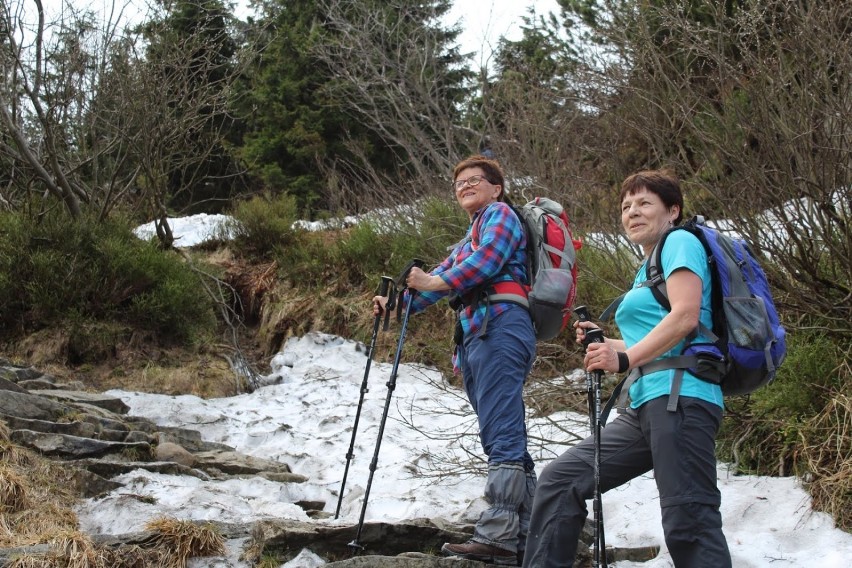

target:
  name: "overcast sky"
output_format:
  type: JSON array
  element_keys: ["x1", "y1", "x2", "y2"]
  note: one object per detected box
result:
[
  {"x1": 34, "y1": 0, "x2": 562, "y2": 65},
  {"x1": 445, "y1": 0, "x2": 563, "y2": 66}
]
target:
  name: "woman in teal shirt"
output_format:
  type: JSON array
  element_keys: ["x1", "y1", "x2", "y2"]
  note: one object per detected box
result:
[{"x1": 522, "y1": 170, "x2": 732, "y2": 568}]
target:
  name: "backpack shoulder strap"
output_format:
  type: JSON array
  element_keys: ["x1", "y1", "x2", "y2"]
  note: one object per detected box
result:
[
  {"x1": 640, "y1": 226, "x2": 678, "y2": 310},
  {"x1": 599, "y1": 227, "x2": 676, "y2": 321}
]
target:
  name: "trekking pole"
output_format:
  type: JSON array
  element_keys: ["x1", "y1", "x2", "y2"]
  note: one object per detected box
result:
[
  {"x1": 335, "y1": 275, "x2": 396, "y2": 520},
  {"x1": 573, "y1": 306, "x2": 609, "y2": 568},
  {"x1": 348, "y1": 259, "x2": 424, "y2": 554}
]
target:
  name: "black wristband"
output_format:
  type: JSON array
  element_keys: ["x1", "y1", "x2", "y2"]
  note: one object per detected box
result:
[{"x1": 617, "y1": 351, "x2": 630, "y2": 373}]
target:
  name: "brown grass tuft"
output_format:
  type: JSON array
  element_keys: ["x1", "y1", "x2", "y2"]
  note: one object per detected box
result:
[
  {"x1": 6, "y1": 531, "x2": 102, "y2": 568},
  {"x1": 51, "y1": 530, "x2": 103, "y2": 568},
  {"x1": 6, "y1": 541, "x2": 170, "y2": 568},
  {"x1": 0, "y1": 463, "x2": 30, "y2": 513},
  {"x1": 144, "y1": 517, "x2": 226, "y2": 568},
  {"x1": 100, "y1": 545, "x2": 160, "y2": 568},
  {"x1": 224, "y1": 260, "x2": 277, "y2": 323},
  {"x1": 0, "y1": 440, "x2": 24, "y2": 467},
  {"x1": 0, "y1": 449, "x2": 79, "y2": 548},
  {"x1": 6, "y1": 556, "x2": 60, "y2": 568},
  {"x1": 801, "y1": 393, "x2": 852, "y2": 530}
]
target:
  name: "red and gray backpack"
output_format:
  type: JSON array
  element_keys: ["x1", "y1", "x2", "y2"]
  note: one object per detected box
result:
[{"x1": 467, "y1": 198, "x2": 582, "y2": 341}]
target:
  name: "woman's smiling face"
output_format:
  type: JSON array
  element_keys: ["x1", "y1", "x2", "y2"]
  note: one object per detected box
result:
[
  {"x1": 454, "y1": 167, "x2": 502, "y2": 216},
  {"x1": 621, "y1": 186, "x2": 679, "y2": 255}
]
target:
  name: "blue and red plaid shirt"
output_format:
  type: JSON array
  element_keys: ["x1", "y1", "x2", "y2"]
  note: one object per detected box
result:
[{"x1": 408, "y1": 201, "x2": 528, "y2": 336}]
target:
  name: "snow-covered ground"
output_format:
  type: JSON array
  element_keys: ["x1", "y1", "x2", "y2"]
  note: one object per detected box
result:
[{"x1": 75, "y1": 332, "x2": 852, "y2": 567}]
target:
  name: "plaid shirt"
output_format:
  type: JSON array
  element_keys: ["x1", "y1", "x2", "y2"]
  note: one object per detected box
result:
[{"x1": 408, "y1": 201, "x2": 528, "y2": 336}]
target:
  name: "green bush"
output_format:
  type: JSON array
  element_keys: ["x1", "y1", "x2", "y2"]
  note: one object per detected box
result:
[
  {"x1": 717, "y1": 328, "x2": 849, "y2": 477},
  {"x1": 243, "y1": 196, "x2": 468, "y2": 292},
  {"x1": 335, "y1": 222, "x2": 394, "y2": 283},
  {"x1": 226, "y1": 192, "x2": 301, "y2": 258},
  {"x1": 0, "y1": 210, "x2": 215, "y2": 343},
  {"x1": 122, "y1": 254, "x2": 217, "y2": 340},
  {"x1": 334, "y1": 198, "x2": 466, "y2": 287},
  {"x1": 413, "y1": 197, "x2": 470, "y2": 262},
  {"x1": 276, "y1": 231, "x2": 336, "y2": 287},
  {"x1": 570, "y1": 236, "x2": 638, "y2": 325},
  {"x1": 750, "y1": 330, "x2": 844, "y2": 417}
]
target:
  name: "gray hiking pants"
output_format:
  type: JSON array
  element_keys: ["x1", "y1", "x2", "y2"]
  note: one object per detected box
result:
[{"x1": 522, "y1": 396, "x2": 731, "y2": 568}]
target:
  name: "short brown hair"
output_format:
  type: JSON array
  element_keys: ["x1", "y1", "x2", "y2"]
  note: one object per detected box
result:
[
  {"x1": 620, "y1": 169, "x2": 684, "y2": 225},
  {"x1": 453, "y1": 155, "x2": 505, "y2": 200}
]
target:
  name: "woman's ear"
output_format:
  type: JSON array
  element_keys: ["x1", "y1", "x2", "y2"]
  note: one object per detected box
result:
[{"x1": 670, "y1": 205, "x2": 681, "y2": 223}]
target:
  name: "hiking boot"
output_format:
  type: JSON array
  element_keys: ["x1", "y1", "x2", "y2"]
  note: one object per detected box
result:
[{"x1": 441, "y1": 540, "x2": 518, "y2": 566}]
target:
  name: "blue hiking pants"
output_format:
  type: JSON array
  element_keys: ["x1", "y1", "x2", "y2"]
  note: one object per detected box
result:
[
  {"x1": 457, "y1": 305, "x2": 537, "y2": 553},
  {"x1": 522, "y1": 396, "x2": 731, "y2": 567}
]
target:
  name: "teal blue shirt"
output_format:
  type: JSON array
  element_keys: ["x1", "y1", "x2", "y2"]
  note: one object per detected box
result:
[{"x1": 615, "y1": 230, "x2": 724, "y2": 409}]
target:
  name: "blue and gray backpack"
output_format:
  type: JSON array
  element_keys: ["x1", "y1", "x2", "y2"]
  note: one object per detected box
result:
[{"x1": 604, "y1": 216, "x2": 787, "y2": 414}]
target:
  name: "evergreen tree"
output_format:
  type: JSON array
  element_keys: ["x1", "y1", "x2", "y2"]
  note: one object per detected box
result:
[
  {"x1": 233, "y1": 0, "x2": 472, "y2": 214},
  {"x1": 231, "y1": 0, "x2": 340, "y2": 212}
]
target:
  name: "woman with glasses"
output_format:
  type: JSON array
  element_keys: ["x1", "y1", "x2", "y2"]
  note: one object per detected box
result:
[{"x1": 373, "y1": 154, "x2": 536, "y2": 566}]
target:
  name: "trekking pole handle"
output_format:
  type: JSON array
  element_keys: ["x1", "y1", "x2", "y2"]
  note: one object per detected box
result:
[
  {"x1": 378, "y1": 276, "x2": 395, "y2": 330},
  {"x1": 585, "y1": 328, "x2": 605, "y2": 346},
  {"x1": 393, "y1": 259, "x2": 425, "y2": 322},
  {"x1": 573, "y1": 305, "x2": 605, "y2": 347},
  {"x1": 378, "y1": 276, "x2": 393, "y2": 297},
  {"x1": 394, "y1": 258, "x2": 426, "y2": 289},
  {"x1": 573, "y1": 305, "x2": 592, "y2": 322}
]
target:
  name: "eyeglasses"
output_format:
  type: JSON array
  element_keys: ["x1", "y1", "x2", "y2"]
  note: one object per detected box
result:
[{"x1": 452, "y1": 175, "x2": 493, "y2": 192}]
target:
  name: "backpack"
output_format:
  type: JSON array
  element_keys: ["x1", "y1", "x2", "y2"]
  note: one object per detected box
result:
[
  {"x1": 605, "y1": 215, "x2": 786, "y2": 405},
  {"x1": 481, "y1": 198, "x2": 582, "y2": 341}
]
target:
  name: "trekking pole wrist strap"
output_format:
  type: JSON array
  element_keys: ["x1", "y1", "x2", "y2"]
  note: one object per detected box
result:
[{"x1": 617, "y1": 351, "x2": 630, "y2": 373}]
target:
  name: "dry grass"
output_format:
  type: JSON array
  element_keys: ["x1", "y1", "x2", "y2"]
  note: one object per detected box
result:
[
  {"x1": 0, "y1": 420, "x2": 29, "y2": 468},
  {"x1": 7, "y1": 518, "x2": 228, "y2": 567},
  {"x1": 6, "y1": 531, "x2": 99, "y2": 568},
  {"x1": 6, "y1": 326, "x2": 244, "y2": 401},
  {"x1": 257, "y1": 282, "x2": 383, "y2": 357},
  {"x1": 0, "y1": 464, "x2": 30, "y2": 514},
  {"x1": 223, "y1": 259, "x2": 278, "y2": 323},
  {"x1": 6, "y1": 556, "x2": 61, "y2": 568},
  {"x1": 0, "y1": 446, "x2": 80, "y2": 548},
  {"x1": 144, "y1": 517, "x2": 226, "y2": 568},
  {"x1": 99, "y1": 545, "x2": 162, "y2": 568},
  {"x1": 5, "y1": 531, "x2": 163, "y2": 568},
  {"x1": 50, "y1": 531, "x2": 101, "y2": 568},
  {"x1": 802, "y1": 393, "x2": 852, "y2": 530}
]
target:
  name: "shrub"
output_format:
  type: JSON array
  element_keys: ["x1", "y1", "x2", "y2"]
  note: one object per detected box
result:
[
  {"x1": 144, "y1": 517, "x2": 226, "y2": 566},
  {"x1": 251, "y1": 196, "x2": 468, "y2": 293},
  {"x1": 226, "y1": 192, "x2": 301, "y2": 258},
  {"x1": 412, "y1": 197, "x2": 470, "y2": 262},
  {"x1": 569, "y1": 235, "x2": 638, "y2": 328},
  {"x1": 717, "y1": 329, "x2": 850, "y2": 476},
  {"x1": 0, "y1": 210, "x2": 216, "y2": 343}
]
